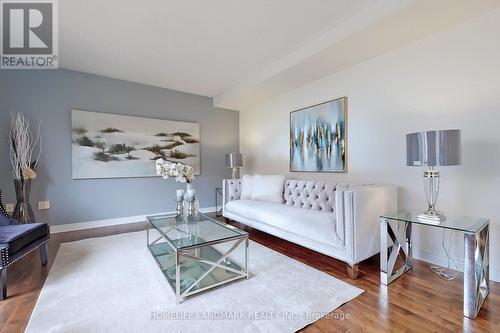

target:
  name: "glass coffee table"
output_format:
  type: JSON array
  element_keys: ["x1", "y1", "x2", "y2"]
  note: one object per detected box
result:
[{"x1": 146, "y1": 213, "x2": 249, "y2": 304}]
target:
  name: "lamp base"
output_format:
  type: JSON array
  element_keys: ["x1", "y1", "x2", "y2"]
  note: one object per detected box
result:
[
  {"x1": 231, "y1": 168, "x2": 241, "y2": 179},
  {"x1": 418, "y1": 209, "x2": 446, "y2": 224}
]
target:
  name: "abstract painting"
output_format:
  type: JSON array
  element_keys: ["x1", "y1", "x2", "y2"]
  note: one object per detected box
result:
[
  {"x1": 290, "y1": 97, "x2": 347, "y2": 172},
  {"x1": 71, "y1": 110, "x2": 200, "y2": 179}
]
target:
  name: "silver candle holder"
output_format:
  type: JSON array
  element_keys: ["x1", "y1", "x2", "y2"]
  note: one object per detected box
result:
[{"x1": 176, "y1": 189, "x2": 185, "y2": 218}]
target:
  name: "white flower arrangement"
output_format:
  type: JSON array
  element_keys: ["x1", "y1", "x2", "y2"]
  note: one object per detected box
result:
[{"x1": 156, "y1": 158, "x2": 194, "y2": 183}]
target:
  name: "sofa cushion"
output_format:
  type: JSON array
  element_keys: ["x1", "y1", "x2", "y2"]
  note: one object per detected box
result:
[
  {"x1": 0, "y1": 223, "x2": 48, "y2": 254},
  {"x1": 240, "y1": 175, "x2": 254, "y2": 199},
  {"x1": 251, "y1": 175, "x2": 286, "y2": 203},
  {"x1": 284, "y1": 180, "x2": 337, "y2": 212},
  {"x1": 225, "y1": 199, "x2": 341, "y2": 247}
]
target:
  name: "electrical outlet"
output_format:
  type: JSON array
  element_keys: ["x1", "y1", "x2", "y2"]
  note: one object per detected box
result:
[
  {"x1": 5, "y1": 203, "x2": 14, "y2": 213},
  {"x1": 38, "y1": 201, "x2": 51, "y2": 210}
]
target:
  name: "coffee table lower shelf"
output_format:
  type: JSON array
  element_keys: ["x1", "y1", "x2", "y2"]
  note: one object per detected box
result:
[{"x1": 148, "y1": 237, "x2": 249, "y2": 304}]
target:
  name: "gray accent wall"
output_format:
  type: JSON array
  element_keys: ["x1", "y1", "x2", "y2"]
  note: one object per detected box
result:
[{"x1": 0, "y1": 69, "x2": 239, "y2": 226}]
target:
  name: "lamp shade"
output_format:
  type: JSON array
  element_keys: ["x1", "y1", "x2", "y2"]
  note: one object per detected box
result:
[
  {"x1": 406, "y1": 130, "x2": 461, "y2": 167},
  {"x1": 225, "y1": 152, "x2": 243, "y2": 168}
]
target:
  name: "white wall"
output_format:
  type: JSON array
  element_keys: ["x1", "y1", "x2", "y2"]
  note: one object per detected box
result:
[{"x1": 240, "y1": 9, "x2": 500, "y2": 281}]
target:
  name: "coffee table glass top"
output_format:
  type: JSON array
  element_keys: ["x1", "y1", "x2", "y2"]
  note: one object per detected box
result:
[
  {"x1": 380, "y1": 210, "x2": 489, "y2": 234},
  {"x1": 147, "y1": 213, "x2": 247, "y2": 249}
]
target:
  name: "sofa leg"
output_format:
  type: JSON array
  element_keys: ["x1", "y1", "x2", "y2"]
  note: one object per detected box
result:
[
  {"x1": 346, "y1": 263, "x2": 359, "y2": 279},
  {"x1": 40, "y1": 243, "x2": 48, "y2": 266},
  {"x1": 0, "y1": 268, "x2": 6, "y2": 300}
]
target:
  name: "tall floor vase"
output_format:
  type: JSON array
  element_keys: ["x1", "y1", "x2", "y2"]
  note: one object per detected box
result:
[{"x1": 13, "y1": 179, "x2": 35, "y2": 224}]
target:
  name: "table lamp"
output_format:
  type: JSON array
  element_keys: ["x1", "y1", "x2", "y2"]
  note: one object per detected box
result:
[
  {"x1": 406, "y1": 129, "x2": 461, "y2": 222},
  {"x1": 225, "y1": 152, "x2": 243, "y2": 179}
]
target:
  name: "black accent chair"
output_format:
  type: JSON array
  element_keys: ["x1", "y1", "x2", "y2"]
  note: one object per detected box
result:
[{"x1": 0, "y1": 190, "x2": 50, "y2": 300}]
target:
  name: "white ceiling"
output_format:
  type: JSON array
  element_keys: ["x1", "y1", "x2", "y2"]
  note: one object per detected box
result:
[
  {"x1": 214, "y1": 0, "x2": 500, "y2": 110},
  {"x1": 60, "y1": 0, "x2": 500, "y2": 110},
  {"x1": 60, "y1": 0, "x2": 376, "y2": 97}
]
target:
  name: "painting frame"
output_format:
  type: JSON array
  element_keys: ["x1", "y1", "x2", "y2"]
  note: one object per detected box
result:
[
  {"x1": 289, "y1": 96, "x2": 348, "y2": 173},
  {"x1": 71, "y1": 109, "x2": 201, "y2": 179}
]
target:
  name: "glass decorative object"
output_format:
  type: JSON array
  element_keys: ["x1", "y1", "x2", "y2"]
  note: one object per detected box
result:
[
  {"x1": 13, "y1": 179, "x2": 35, "y2": 224},
  {"x1": 184, "y1": 186, "x2": 199, "y2": 217},
  {"x1": 176, "y1": 189, "x2": 185, "y2": 218},
  {"x1": 422, "y1": 167, "x2": 440, "y2": 220}
]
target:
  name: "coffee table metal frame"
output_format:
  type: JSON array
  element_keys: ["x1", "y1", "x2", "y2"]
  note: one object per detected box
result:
[{"x1": 146, "y1": 214, "x2": 249, "y2": 304}]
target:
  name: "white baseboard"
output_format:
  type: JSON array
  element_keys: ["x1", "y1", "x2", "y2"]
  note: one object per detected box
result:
[
  {"x1": 50, "y1": 206, "x2": 217, "y2": 234},
  {"x1": 413, "y1": 249, "x2": 499, "y2": 283},
  {"x1": 51, "y1": 211, "x2": 498, "y2": 283}
]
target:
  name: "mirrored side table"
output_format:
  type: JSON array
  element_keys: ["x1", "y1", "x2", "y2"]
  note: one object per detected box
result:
[
  {"x1": 215, "y1": 187, "x2": 223, "y2": 217},
  {"x1": 380, "y1": 211, "x2": 489, "y2": 319}
]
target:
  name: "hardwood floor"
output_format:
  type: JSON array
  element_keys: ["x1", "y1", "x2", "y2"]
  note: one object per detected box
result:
[{"x1": 0, "y1": 216, "x2": 498, "y2": 333}]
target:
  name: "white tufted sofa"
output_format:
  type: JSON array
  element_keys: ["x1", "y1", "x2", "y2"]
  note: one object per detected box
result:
[{"x1": 222, "y1": 178, "x2": 397, "y2": 278}]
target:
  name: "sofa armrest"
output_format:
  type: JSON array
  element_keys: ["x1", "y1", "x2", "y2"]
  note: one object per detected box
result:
[
  {"x1": 337, "y1": 185, "x2": 397, "y2": 264},
  {"x1": 222, "y1": 179, "x2": 241, "y2": 214}
]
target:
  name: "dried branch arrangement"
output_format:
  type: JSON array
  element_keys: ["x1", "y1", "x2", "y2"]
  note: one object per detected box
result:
[{"x1": 8, "y1": 112, "x2": 42, "y2": 181}]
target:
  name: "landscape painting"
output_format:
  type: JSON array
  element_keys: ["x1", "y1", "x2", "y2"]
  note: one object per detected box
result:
[
  {"x1": 71, "y1": 110, "x2": 200, "y2": 179},
  {"x1": 290, "y1": 97, "x2": 347, "y2": 173}
]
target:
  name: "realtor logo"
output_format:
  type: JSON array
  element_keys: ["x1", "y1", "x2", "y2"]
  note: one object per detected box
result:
[{"x1": 1, "y1": 0, "x2": 58, "y2": 69}]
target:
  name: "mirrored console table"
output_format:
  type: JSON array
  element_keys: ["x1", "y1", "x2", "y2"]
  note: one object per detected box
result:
[
  {"x1": 215, "y1": 187, "x2": 223, "y2": 217},
  {"x1": 380, "y1": 211, "x2": 489, "y2": 319}
]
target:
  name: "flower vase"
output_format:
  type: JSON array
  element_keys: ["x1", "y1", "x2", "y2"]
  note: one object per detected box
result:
[{"x1": 13, "y1": 179, "x2": 35, "y2": 224}]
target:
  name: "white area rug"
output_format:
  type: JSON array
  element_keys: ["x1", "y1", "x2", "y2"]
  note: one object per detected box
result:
[{"x1": 26, "y1": 231, "x2": 363, "y2": 333}]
